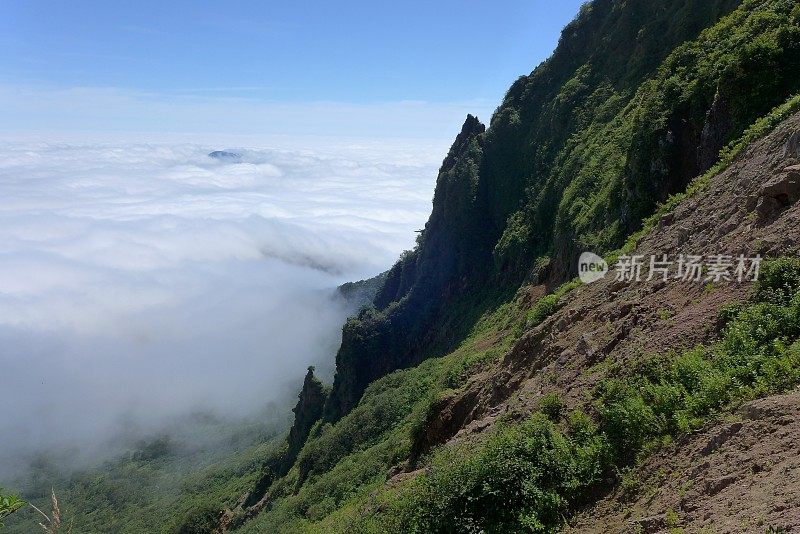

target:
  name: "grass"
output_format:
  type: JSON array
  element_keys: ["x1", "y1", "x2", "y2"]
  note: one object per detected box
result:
[
  {"x1": 28, "y1": 490, "x2": 72, "y2": 534},
  {"x1": 230, "y1": 296, "x2": 529, "y2": 533},
  {"x1": 338, "y1": 259, "x2": 800, "y2": 533},
  {"x1": 521, "y1": 278, "x2": 582, "y2": 332}
]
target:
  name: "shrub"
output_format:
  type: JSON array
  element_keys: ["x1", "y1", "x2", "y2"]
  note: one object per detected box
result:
[
  {"x1": 753, "y1": 257, "x2": 800, "y2": 305},
  {"x1": 168, "y1": 502, "x2": 221, "y2": 534},
  {"x1": 0, "y1": 490, "x2": 25, "y2": 528},
  {"x1": 387, "y1": 414, "x2": 612, "y2": 533},
  {"x1": 527, "y1": 294, "x2": 560, "y2": 328},
  {"x1": 566, "y1": 409, "x2": 597, "y2": 442},
  {"x1": 524, "y1": 279, "x2": 582, "y2": 330},
  {"x1": 596, "y1": 258, "x2": 800, "y2": 463},
  {"x1": 539, "y1": 393, "x2": 564, "y2": 422},
  {"x1": 597, "y1": 387, "x2": 657, "y2": 462}
]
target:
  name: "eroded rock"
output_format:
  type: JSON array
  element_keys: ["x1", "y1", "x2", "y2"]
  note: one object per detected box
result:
[
  {"x1": 755, "y1": 165, "x2": 800, "y2": 222},
  {"x1": 783, "y1": 130, "x2": 800, "y2": 161}
]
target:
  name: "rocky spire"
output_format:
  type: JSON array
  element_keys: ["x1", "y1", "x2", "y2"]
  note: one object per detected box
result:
[{"x1": 286, "y1": 366, "x2": 327, "y2": 459}]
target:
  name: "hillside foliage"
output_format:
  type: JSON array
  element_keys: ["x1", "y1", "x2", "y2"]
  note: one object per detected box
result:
[{"x1": 6, "y1": 1, "x2": 800, "y2": 532}]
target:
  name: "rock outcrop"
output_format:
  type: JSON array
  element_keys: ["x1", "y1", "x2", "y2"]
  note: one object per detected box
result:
[
  {"x1": 208, "y1": 150, "x2": 243, "y2": 163},
  {"x1": 287, "y1": 366, "x2": 326, "y2": 460},
  {"x1": 755, "y1": 164, "x2": 800, "y2": 223},
  {"x1": 321, "y1": 0, "x2": 800, "y2": 426},
  {"x1": 783, "y1": 130, "x2": 800, "y2": 161}
]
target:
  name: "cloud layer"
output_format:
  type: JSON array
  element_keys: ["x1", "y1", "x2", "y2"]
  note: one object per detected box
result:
[{"x1": 0, "y1": 137, "x2": 443, "y2": 477}]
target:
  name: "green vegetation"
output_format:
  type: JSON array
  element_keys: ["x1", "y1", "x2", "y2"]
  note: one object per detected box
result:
[
  {"x1": 622, "y1": 91, "x2": 800, "y2": 254},
  {"x1": 0, "y1": 490, "x2": 25, "y2": 528},
  {"x1": 10, "y1": 1, "x2": 800, "y2": 531},
  {"x1": 384, "y1": 414, "x2": 612, "y2": 533},
  {"x1": 337, "y1": 259, "x2": 800, "y2": 533},
  {"x1": 232, "y1": 297, "x2": 526, "y2": 533},
  {"x1": 598, "y1": 258, "x2": 800, "y2": 453},
  {"x1": 524, "y1": 278, "x2": 582, "y2": 329},
  {"x1": 168, "y1": 502, "x2": 220, "y2": 534},
  {"x1": 4, "y1": 415, "x2": 288, "y2": 534},
  {"x1": 494, "y1": 0, "x2": 799, "y2": 269},
  {"x1": 538, "y1": 392, "x2": 565, "y2": 422}
]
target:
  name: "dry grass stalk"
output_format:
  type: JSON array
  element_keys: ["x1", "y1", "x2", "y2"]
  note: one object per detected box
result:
[{"x1": 27, "y1": 488, "x2": 72, "y2": 534}]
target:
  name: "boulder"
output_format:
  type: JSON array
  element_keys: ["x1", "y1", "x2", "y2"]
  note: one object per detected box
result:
[
  {"x1": 783, "y1": 130, "x2": 800, "y2": 161},
  {"x1": 755, "y1": 165, "x2": 800, "y2": 222}
]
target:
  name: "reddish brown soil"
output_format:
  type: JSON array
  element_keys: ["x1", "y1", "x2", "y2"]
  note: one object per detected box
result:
[{"x1": 567, "y1": 392, "x2": 800, "y2": 533}]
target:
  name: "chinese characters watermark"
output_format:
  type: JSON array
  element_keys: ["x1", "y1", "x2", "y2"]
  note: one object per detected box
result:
[{"x1": 578, "y1": 252, "x2": 761, "y2": 284}]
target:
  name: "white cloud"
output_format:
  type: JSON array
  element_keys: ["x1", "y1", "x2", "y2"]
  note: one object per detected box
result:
[{"x1": 0, "y1": 136, "x2": 445, "y2": 476}]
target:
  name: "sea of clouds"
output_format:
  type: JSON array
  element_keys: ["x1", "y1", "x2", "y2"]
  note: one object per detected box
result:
[{"x1": 0, "y1": 136, "x2": 446, "y2": 477}]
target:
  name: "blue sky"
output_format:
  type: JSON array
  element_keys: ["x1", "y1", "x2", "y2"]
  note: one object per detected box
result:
[{"x1": 1, "y1": 1, "x2": 586, "y2": 137}]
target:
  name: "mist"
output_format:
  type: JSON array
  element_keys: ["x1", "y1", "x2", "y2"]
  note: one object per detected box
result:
[{"x1": 0, "y1": 137, "x2": 444, "y2": 479}]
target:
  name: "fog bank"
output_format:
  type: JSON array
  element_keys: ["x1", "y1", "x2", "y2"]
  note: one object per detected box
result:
[{"x1": 0, "y1": 138, "x2": 442, "y2": 478}]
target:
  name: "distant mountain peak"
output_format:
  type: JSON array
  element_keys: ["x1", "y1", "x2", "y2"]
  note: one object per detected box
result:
[{"x1": 208, "y1": 150, "x2": 243, "y2": 163}]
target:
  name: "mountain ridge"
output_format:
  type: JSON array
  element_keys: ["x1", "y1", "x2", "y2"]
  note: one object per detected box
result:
[
  {"x1": 7, "y1": 1, "x2": 800, "y2": 532},
  {"x1": 321, "y1": 0, "x2": 800, "y2": 427},
  {"x1": 228, "y1": 0, "x2": 800, "y2": 530}
]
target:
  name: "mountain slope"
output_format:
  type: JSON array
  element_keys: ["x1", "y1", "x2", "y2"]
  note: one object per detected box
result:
[
  {"x1": 568, "y1": 391, "x2": 800, "y2": 532},
  {"x1": 324, "y1": 0, "x2": 800, "y2": 425},
  {"x1": 9, "y1": 1, "x2": 800, "y2": 532},
  {"x1": 414, "y1": 103, "x2": 800, "y2": 461},
  {"x1": 292, "y1": 100, "x2": 800, "y2": 534},
  {"x1": 219, "y1": 0, "x2": 800, "y2": 531}
]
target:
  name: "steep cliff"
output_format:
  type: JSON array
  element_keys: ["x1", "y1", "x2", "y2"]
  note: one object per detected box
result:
[
  {"x1": 228, "y1": 0, "x2": 800, "y2": 531},
  {"x1": 324, "y1": 0, "x2": 800, "y2": 424},
  {"x1": 324, "y1": 114, "x2": 491, "y2": 420},
  {"x1": 12, "y1": 2, "x2": 800, "y2": 533}
]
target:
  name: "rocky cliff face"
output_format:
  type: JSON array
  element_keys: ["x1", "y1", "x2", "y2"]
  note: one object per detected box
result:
[
  {"x1": 286, "y1": 367, "x2": 326, "y2": 461},
  {"x1": 323, "y1": 0, "x2": 800, "y2": 425},
  {"x1": 323, "y1": 114, "x2": 491, "y2": 420},
  {"x1": 415, "y1": 108, "x2": 800, "y2": 463}
]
